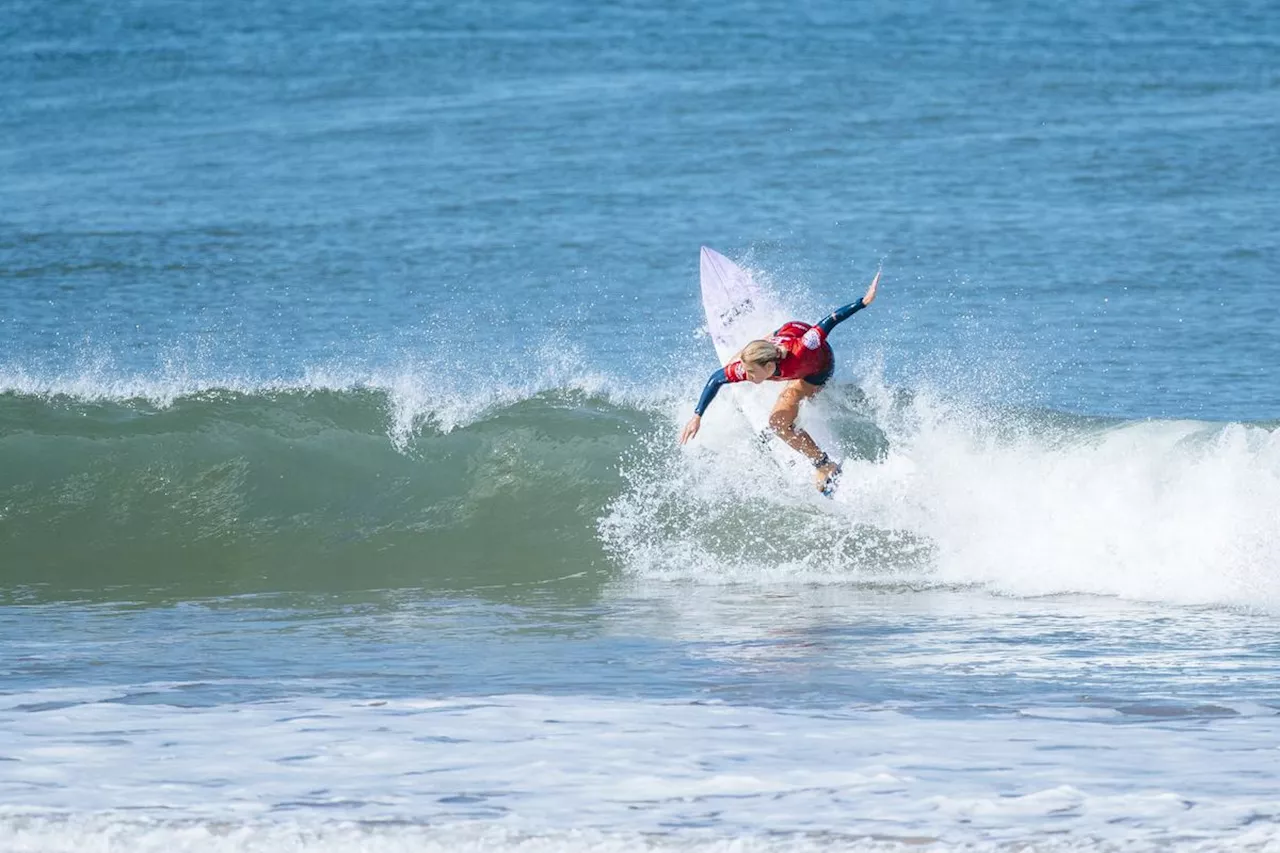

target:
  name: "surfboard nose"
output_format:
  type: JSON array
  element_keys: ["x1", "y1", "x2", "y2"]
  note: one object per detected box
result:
[{"x1": 700, "y1": 246, "x2": 729, "y2": 280}]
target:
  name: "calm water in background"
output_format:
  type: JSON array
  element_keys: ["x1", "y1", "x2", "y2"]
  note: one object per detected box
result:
[{"x1": 2, "y1": 0, "x2": 1279, "y2": 850}]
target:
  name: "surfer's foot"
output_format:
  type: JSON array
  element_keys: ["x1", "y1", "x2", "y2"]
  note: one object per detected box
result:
[{"x1": 815, "y1": 462, "x2": 841, "y2": 495}]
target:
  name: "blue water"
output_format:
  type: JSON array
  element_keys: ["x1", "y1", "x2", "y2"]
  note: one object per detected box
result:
[{"x1": 2, "y1": 1, "x2": 1279, "y2": 850}]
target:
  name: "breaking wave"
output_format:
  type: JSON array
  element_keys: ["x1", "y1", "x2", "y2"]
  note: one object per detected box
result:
[{"x1": 1, "y1": 371, "x2": 1277, "y2": 609}]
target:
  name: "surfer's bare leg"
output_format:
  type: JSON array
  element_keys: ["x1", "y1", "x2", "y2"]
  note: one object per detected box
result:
[
  {"x1": 768, "y1": 380, "x2": 825, "y2": 461},
  {"x1": 769, "y1": 381, "x2": 841, "y2": 491}
]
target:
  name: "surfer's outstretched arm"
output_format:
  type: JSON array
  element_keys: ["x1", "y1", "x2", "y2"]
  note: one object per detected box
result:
[
  {"x1": 816, "y1": 269, "x2": 880, "y2": 336},
  {"x1": 680, "y1": 368, "x2": 730, "y2": 444},
  {"x1": 694, "y1": 368, "x2": 729, "y2": 417}
]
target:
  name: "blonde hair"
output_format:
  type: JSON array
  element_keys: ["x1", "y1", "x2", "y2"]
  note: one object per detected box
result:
[{"x1": 739, "y1": 340, "x2": 783, "y2": 366}]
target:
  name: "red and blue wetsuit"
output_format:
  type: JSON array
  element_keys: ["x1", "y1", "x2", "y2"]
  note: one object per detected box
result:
[{"x1": 694, "y1": 298, "x2": 869, "y2": 416}]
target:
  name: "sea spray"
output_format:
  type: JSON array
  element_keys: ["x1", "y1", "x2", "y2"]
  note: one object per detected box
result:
[{"x1": 603, "y1": 372, "x2": 1280, "y2": 610}]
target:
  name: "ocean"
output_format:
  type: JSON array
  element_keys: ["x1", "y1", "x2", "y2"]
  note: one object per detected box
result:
[{"x1": 2, "y1": 0, "x2": 1278, "y2": 850}]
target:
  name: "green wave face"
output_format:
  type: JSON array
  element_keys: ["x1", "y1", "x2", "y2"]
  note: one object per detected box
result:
[{"x1": 0, "y1": 389, "x2": 654, "y2": 602}]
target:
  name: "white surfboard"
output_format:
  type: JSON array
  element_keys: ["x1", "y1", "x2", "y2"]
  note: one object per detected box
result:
[{"x1": 699, "y1": 246, "x2": 841, "y2": 485}]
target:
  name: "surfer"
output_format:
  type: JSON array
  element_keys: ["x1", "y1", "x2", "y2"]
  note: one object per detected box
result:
[{"x1": 679, "y1": 270, "x2": 880, "y2": 492}]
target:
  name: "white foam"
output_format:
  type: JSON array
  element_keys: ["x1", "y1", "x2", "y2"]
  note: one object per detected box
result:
[
  {"x1": 866, "y1": 385, "x2": 1280, "y2": 609},
  {"x1": 604, "y1": 367, "x2": 1280, "y2": 611},
  {"x1": 1, "y1": 691, "x2": 1278, "y2": 851},
  {"x1": 0, "y1": 818, "x2": 925, "y2": 853},
  {"x1": 7, "y1": 815, "x2": 1277, "y2": 853}
]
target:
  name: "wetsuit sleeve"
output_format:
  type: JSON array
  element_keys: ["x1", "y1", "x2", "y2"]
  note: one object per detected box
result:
[
  {"x1": 815, "y1": 298, "x2": 867, "y2": 336},
  {"x1": 694, "y1": 364, "x2": 745, "y2": 416}
]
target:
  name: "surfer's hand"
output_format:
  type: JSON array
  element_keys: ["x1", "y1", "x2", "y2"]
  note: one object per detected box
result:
[
  {"x1": 814, "y1": 461, "x2": 840, "y2": 491},
  {"x1": 861, "y1": 269, "x2": 881, "y2": 307},
  {"x1": 680, "y1": 415, "x2": 701, "y2": 444}
]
